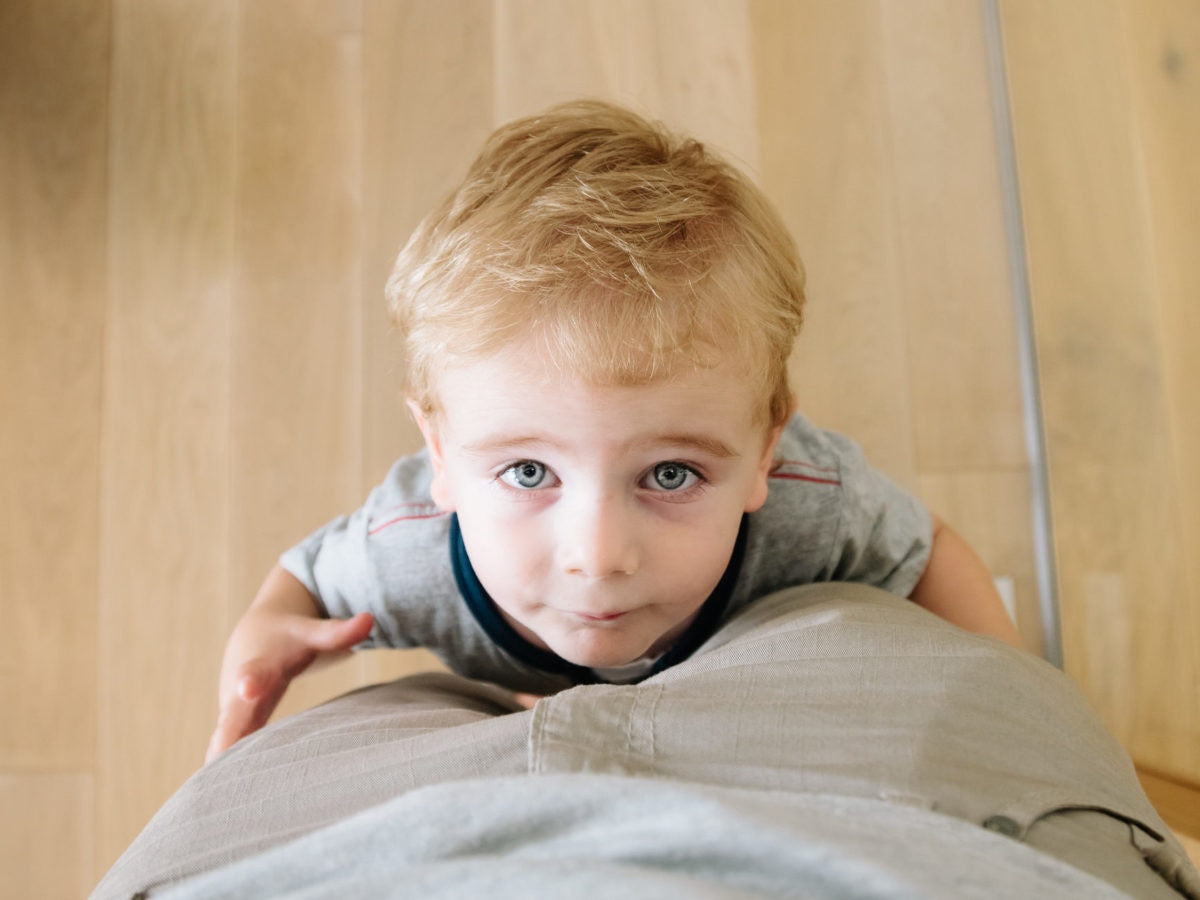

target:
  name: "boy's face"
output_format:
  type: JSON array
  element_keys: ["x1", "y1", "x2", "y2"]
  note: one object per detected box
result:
[{"x1": 412, "y1": 343, "x2": 782, "y2": 671}]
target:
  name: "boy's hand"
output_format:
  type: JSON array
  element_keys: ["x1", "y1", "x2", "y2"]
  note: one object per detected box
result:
[{"x1": 205, "y1": 567, "x2": 374, "y2": 763}]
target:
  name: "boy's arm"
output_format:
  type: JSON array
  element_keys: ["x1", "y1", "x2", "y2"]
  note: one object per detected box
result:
[
  {"x1": 908, "y1": 515, "x2": 1023, "y2": 647},
  {"x1": 205, "y1": 565, "x2": 374, "y2": 762}
]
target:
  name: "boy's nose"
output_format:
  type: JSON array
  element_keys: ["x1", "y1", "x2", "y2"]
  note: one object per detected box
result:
[{"x1": 559, "y1": 496, "x2": 639, "y2": 578}]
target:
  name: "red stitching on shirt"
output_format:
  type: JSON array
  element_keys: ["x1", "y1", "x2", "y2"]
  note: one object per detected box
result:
[
  {"x1": 774, "y1": 458, "x2": 839, "y2": 474},
  {"x1": 368, "y1": 510, "x2": 447, "y2": 535},
  {"x1": 769, "y1": 472, "x2": 842, "y2": 486}
]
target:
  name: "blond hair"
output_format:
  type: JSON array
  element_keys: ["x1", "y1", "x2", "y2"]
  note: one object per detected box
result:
[{"x1": 386, "y1": 100, "x2": 806, "y2": 428}]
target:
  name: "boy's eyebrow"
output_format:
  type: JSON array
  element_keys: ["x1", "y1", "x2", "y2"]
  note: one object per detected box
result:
[
  {"x1": 462, "y1": 432, "x2": 740, "y2": 458},
  {"x1": 645, "y1": 433, "x2": 740, "y2": 458},
  {"x1": 461, "y1": 435, "x2": 565, "y2": 455}
]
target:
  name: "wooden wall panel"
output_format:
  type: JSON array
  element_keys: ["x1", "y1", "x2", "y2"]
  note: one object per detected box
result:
[
  {"x1": 360, "y1": 0, "x2": 494, "y2": 487},
  {"x1": 1120, "y1": 0, "x2": 1200, "y2": 748},
  {"x1": 0, "y1": 0, "x2": 109, "y2": 777},
  {"x1": 752, "y1": 0, "x2": 1041, "y2": 652},
  {"x1": 1, "y1": 7, "x2": 110, "y2": 892},
  {"x1": 999, "y1": 0, "x2": 1200, "y2": 780},
  {"x1": 877, "y1": 0, "x2": 1026, "y2": 473},
  {"x1": 231, "y1": 1, "x2": 365, "y2": 610},
  {"x1": 752, "y1": 0, "x2": 919, "y2": 487},
  {"x1": 231, "y1": 0, "x2": 379, "y2": 724},
  {"x1": 0, "y1": 775, "x2": 93, "y2": 899},
  {"x1": 494, "y1": 0, "x2": 759, "y2": 170},
  {"x1": 97, "y1": 0, "x2": 238, "y2": 872},
  {"x1": 0, "y1": 0, "x2": 108, "y2": 771},
  {"x1": 356, "y1": 0, "x2": 498, "y2": 685},
  {"x1": 877, "y1": 0, "x2": 1040, "y2": 651}
]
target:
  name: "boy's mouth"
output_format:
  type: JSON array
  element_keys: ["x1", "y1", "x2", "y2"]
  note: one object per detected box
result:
[{"x1": 570, "y1": 611, "x2": 628, "y2": 622}]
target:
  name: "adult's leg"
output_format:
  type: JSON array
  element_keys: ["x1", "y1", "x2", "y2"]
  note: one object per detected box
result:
[
  {"x1": 529, "y1": 584, "x2": 1197, "y2": 898},
  {"x1": 93, "y1": 673, "x2": 530, "y2": 900},
  {"x1": 97, "y1": 586, "x2": 1199, "y2": 899}
]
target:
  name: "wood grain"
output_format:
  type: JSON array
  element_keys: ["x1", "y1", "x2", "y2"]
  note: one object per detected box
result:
[
  {"x1": 999, "y1": 0, "x2": 1200, "y2": 781},
  {"x1": 752, "y1": 0, "x2": 919, "y2": 488},
  {"x1": 1119, "y1": 0, "x2": 1200, "y2": 770},
  {"x1": 356, "y1": 1, "x2": 499, "y2": 686},
  {"x1": 494, "y1": 0, "x2": 758, "y2": 166},
  {"x1": 878, "y1": 0, "x2": 1027, "y2": 474},
  {"x1": 0, "y1": 0, "x2": 108, "y2": 771},
  {"x1": 231, "y1": 0, "x2": 378, "y2": 723},
  {"x1": 360, "y1": 0, "x2": 493, "y2": 483},
  {"x1": 97, "y1": 0, "x2": 238, "y2": 873},
  {"x1": 0, "y1": 774, "x2": 93, "y2": 899}
]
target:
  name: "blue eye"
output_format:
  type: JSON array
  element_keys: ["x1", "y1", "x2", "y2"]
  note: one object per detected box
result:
[
  {"x1": 649, "y1": 462, "x2": 698, "y2": 491},
  {"x1": 501, "y1": 461, "x2": 550, "y2": 489}
]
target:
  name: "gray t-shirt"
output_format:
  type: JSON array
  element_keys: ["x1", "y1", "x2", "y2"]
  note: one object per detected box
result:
[{"x1": 280, "y1": 414, "x2": 932, "y2": 693}]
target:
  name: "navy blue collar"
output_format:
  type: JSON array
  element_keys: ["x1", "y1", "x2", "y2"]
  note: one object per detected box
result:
[{"x1": 449, "y1": 514, "x2": 748, "y2": 685}]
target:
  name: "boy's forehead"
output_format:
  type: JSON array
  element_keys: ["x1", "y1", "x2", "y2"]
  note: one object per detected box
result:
[
  {"x1": 428, "y1": 346, "x2": 768, "y2": 443},
  {"x1": 435, "y1": 326, "x2": 760, "y2": 385},
  {"x1": 431, "y1": 342, "x2": 762, "y2": 406}
]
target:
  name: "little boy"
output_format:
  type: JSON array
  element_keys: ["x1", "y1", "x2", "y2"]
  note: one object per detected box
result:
[{"x1": 208, "y1": 100, "x2": 1020, "y2": 761}]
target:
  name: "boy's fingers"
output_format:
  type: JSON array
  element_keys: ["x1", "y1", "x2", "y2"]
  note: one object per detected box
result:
[
  {"x1": 206, "y1": 713, "x2": 245, "y2": 764},
  {"x1": 235, "y1": 657, "x2": 280, "y2": 702},
  {"x1": 204, "y1": 729, "x2": 224, "y2": 764},
  {"x1": 207, "y1": 660, "x2": 283, "y2": 763},
  {"x1": 206, "y1": 615, "x2": 371, "y2": 764},
  {"x1": 206, "y1": 696, "x2": 252, "y2": 763}
]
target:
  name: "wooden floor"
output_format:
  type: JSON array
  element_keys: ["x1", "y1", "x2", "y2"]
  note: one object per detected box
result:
[{"x1": 1, "y1": 1, "x2": 1196, "y2": 895}]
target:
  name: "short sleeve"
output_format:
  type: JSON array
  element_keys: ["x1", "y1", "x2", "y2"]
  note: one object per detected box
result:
[
  {"x1": 820, "y1": 429, "x2": 932, "y2": 596},
  {"x1": 277, "y1": 451, "x2": 452, "y2": 649},
  {"x1": 739, "y1": 415, "x2": 933, "y2": 603}
]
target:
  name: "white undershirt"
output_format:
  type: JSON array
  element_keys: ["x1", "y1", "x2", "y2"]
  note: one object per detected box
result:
[{"x1": 589, "y1": 653, "x2": 663, "y2": 684}]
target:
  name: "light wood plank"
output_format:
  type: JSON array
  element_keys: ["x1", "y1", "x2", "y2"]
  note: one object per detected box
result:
[
  {"x1": 0, "y1": 774, "x2": 93, "y2": 899},
  {"x1": 877, "y1": 1, "x2": 1038, "y2": 656},
  {"x1": 231, "y1": 1, "x2": 365, "y2": 585},
  {"x1": 493, "y1": 0, "x2": 610, "y2": 118},
  {"x1": 999, "y1": 0, "x2": 1199, "y2": 779},
  {"x1": 230, "y1": 0, "x2": 379, "y2": 723},
  {"x1": 356, "y1": 0, "x2": 499, "y2": 686},
  {"x1": 0, "y1": 0, "x2": 108, "y2": 770},
  {"x1": 751, "y1": 0, "x2": 918, "y2": 487},
  {"x1": 98, "y1": 0, "x2": 238, "y2": 873},
  {"x1": 1118, "y1": 0, "x2": 1200, "y2": 771},
  {"x1": 361, "y1": 0, "x2": 493, "y2": 483},
  {"x1": 878, "y1": 0, "x2": 1027, "y2": 473},
  {"x1": 493, "y1": 0, "x2": 759, "y2": 181}
]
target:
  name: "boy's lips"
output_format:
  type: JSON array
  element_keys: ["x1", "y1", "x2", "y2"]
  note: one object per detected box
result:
[{"x1": 569, "y1": 610, "x2": 629, "y2": 622}]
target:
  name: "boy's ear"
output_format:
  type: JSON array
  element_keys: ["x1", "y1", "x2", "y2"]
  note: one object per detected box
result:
[
  {"x1": 744, "y1": 423, "x2": 785, "y2": 513},
  {"x1": 407, "y1": 399, "x2": 456, "y2": 511}
]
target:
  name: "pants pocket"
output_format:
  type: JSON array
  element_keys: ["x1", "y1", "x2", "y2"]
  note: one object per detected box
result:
[{"x1": 982, "y1": 791, "x2": 1198, "y2": 899}]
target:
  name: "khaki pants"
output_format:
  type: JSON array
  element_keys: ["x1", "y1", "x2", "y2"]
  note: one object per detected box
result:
[{"x1": 94, "y1": 584, "x2": 1197, "y2": 899}]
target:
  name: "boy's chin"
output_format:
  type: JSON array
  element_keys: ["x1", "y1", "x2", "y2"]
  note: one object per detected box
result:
[{"x1": 549, "y1": 637, "x2": 651, "y2": 670}]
